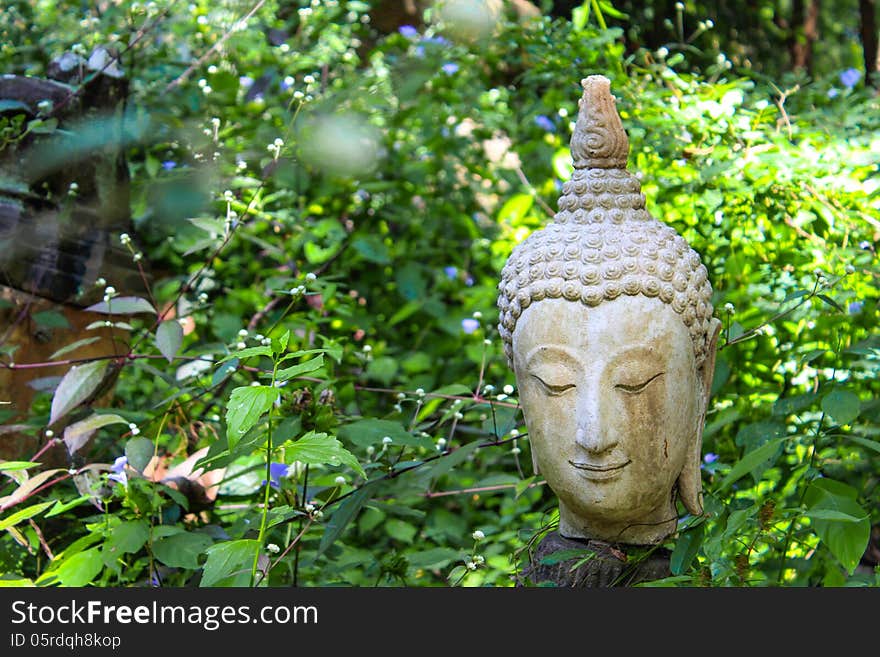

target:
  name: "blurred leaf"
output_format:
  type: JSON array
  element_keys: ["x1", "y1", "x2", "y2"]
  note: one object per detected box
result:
[
  {"x1": 821, "y1": 389, "x2": 860, "y2": 425},
  {"x1": 125, "y1": 437, "x2": 154, "y2": 474},
  {"x1": 0, "y1": 501, "x2": 54, "y2": 531},
  {"x1": 84, "y1": 296, "x2": 156, "y2": 315},
  {"x1": 63, "y1": 413, "x2": 128, "y2": 455},
  {"x1": 156, "y1": 320, "x2": 184, "y2": 363},
  {"x1": 49, "y1": 360, "x2": 109, "y2": 425}
]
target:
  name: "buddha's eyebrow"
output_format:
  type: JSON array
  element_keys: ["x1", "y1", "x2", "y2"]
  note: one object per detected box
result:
[{"x1": 525, "y1": 345, "x2": 582, "y2": 370}]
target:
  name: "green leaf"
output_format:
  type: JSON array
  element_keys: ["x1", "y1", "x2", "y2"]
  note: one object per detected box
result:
[
  {"x1": 219, "y1": 346, "x2": 272, "y2": 362},
  {"x1": 821, "y1": 389, "x2": 860, "y2": 425},
  {"x1": 32, "y1": 310, "x2": 70, "y2": 329},
  {"x1": 0, "y1": 501, "x2": 54, "y2": 531},
  {"x1": 156, "y1": 320, "x2": 184, "y2": 363},
  {"x1": 385, "y1": 518, "x2": 417, "y2": 543},
  {"x1": 49, "y1": 337, "x2": 102, "y2": 360},
  {"x1": 288, "y1": 431, "x2": 364, "y2": 477},
  {"x1": 0, "y1": 469, "x2": 65, "y2": 510},
  {"x1": 84, "y1": 296, "x2": 156, "y2": 315},
  {"x1": 816, "y1": 294, "x2": 844, "y2": 313},
  {"x1": 318, "y1": 481, "x2": 378, "y2": 555},
  {"x1": 50, "y1": 547, "x2": 103, "y2": 586},
  {"x1": 717, "y1": 437, "x2": 786, "y2": 492},
  {"x1": 337, "y1": 419, "x2": 433, "y2": 450},
  {"x1": 0, "y1": 461, "x2": 41, "y2": 472},
  {"x1": 845, "y1": 435, "x2": 880, "y2": 455},
  {"x1": 154, "y1": 532, "x2": 214, "y2": 569},
  {"x1": 805, "y1": 480, "x2": 870, "y2": 575},
  {"x1": 104, "y1": 520, "x2": 149, "y2": 558},
  {"x1": 671, "y1": 523, "x2": 704, "y2": 575},
  {"x1": 497, "y1": 193, "x2": 533, "y2": 224},
  {"x1": 44, "y1": 495, "x2": 90, "y2": 518},
  {"x1": 225, "y1": 386, "x2": 278, "y2": 450},
  {"x1": 63, "y1": 413, "x2": 128, "y2": 455},
  {"x1": 125, "y1": 437, "x2": 154, "y2": 474},
  {"x1": 49, "y1": 360, "x2": 109, "y2": 425},
  {"x1": 422, "y1": 441, "x2": 481, "y2": 482},
  {"x1": 200, "y1": 539, "x2": 259, "y2": 587},
  {"x1": 276, "y1": 354, "x2": 324, "y2": 381},
  {"x1": 351, "y1": 235, "x2": 390, "y2": 264}
]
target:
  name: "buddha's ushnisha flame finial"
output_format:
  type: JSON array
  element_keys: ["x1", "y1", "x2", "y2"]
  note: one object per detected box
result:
[{"x1": 570, "y1": 75, "x2": 629, "y2": 169}]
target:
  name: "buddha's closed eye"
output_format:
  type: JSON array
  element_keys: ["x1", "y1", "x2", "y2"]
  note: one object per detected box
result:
[
  {"x1": 531, "y1": 374, "x2": 575, "y2": 396},
  {"x1": 615, "y1": 371, "x2": 664, "y2": 394}
]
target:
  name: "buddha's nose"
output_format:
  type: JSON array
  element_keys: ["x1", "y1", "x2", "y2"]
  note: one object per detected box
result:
[{"x1": 574, "y1": 408, "x2": 617, "y2": 454}]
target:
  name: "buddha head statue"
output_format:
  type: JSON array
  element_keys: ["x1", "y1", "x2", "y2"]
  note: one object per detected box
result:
[{"x1": 497, "y1": 76, "x2": 722, "y2": 545}]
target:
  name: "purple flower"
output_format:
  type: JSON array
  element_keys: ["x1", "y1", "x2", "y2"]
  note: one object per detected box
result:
[
  {"x1": 414, "y1": 45, "x2": 425, "y2": 58},
  {"x1": 840, "y1": 68, "x2": 861, "y2": 89},
  {"x1": 827, "y1": 88, "x2": 839, "y2": 99},
  {"x1": 441, "y1": 62, "x2": 459, "y2": 75},
  {"x1": 465, "y1": 275, "x2": 474, "y2": 287},
  {"x1": 461, "y1": 318, "x2": 480, "y2": 334},
  {"x1": 161, "y1": 160, "x2": 177, "y2": 170},
  {"x1": 849, "y1": 301, "x2": 863, "y2": 314},
  {"x1": 239, "y1": 75, "x2": 254, "y2": 89},
  {"x1": 444, "y1": 266, "x2": 458, "y2": 280},
  {"x1": 108, "y1": 455, "x2": 128, "y2": 486},
  {"x1": 534, "y1": 115, "x2": 555, "y2": 132},
  {"x1": 703, "y1": 453, "x2": 719, "y2": 464},
  {"x1": 264, "y1": 462, "x2": 289, "y2": 489},
  {"x1": 398, "y1": 25, "x2": 418, "y2": 38},
  {"x1": 859, "y1": 240, "x2": 872, "y2": 250},
  {"x1": 422, "y1": 36, "x2": 450, "y2": 46}
]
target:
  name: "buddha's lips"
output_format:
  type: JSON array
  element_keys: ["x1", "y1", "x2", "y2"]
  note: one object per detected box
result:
[{"x1": 568, "y1": 459, "x2": 631, "y2": 472}]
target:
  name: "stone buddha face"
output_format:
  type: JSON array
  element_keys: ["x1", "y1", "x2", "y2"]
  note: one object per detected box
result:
[
  {"x1": 498, "y1": 74, "x2": 722, "y2": 545},
  {"x1": 513, "y1": 295, "x2": 719, "y2": 545}
]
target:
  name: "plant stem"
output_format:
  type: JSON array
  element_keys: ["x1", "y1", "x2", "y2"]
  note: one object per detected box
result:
[{"x1": 250, "y1": 362, "x2": 278, "y2": 586}]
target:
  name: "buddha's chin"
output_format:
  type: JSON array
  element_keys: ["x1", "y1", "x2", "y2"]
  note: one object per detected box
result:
[{"x1": 556, "y1": 497, "x2": 677, "y2": 545}]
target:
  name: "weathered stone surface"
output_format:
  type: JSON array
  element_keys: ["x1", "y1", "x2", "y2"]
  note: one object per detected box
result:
[
  {"x1": 498, "y1": 75, "x2": 722, "y2": 546},
  {"x1": 520, "y1": 531, "x2": 672, "y2": 587}
]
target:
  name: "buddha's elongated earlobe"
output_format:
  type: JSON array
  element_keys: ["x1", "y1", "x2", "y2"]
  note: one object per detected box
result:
[{"x1": 677, "y1": 318, "x2": 722, "y2": 515}]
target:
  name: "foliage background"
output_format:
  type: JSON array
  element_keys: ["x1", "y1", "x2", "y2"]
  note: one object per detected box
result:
[{"x1": 0, "y1": 0, "x2": 878, "y2": 587}]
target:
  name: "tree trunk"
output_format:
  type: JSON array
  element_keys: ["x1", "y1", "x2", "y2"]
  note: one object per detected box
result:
[
  {"x1": 860, "y1": 0, "x2": 879, "y2": 87},
  {"x1": 790, "y1": 0, "x2": 820, "y2": 74}
]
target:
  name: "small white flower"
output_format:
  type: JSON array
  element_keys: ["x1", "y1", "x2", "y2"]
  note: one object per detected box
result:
[
  {"x1": 95, "y1": 277, "x2": 106, "y2": 287},
  {"x1": 238, "y1": 329, "x2": 249, "y2": 338},
  {"x1": 393, "y1": 404, "x2": 402, "y2": 413},
  {"x1": 845, "y1": 265, "x2": 855, "y2": 275},
  {"x1": 261, "y1": 337, "x2": 271, "y2": 346},
  {"x1": 502, "y1": 384, "x2": 514, "y2": 395},
  {"x1": 396, "y1": 392, "x2": 406, "y2": 400},
  {"x1": 304, "y1": 503, "x2": 315, "y2": 512},
  {"x1": 237, "y1": 341, "x2": 247, "y2": 349},
  {"x1": 250, "y1": 381, "x2": 261, "y2": 387},
  {"x1": 293, "y1": 90, "x2": 304, "y2": 100},
  {"x1": 482, "y1": 385, "x2": 495, "y2": 394},
  {"x1": 472, "y1": 311, "x2": 482, "y2": 319},
  {"x1": 303, "y1": 74, "x2": 315, "y2": 84},
  {"x1": 119, "y1": 232, "x2": 131, "y2": 245},
  {"x1": 436, "y1": 437, "x2": 447, "y2": 448},
  {"x1": 453, "y1": 412, "x2": 463, "y2": 420},
  {"x1": 472, "y1": 530, "x2": 485, "y2": 541},
  {"x1": 313, "y1": 509, "x2": 324, "y2": 519},
  {"x1": 334, "y1": 475, "x2": 346, "y2": 486},
  {"x1": 724, "y1": 303, "x2": 735, "y2": 314},
  {"x1": 133, "y1": 252, "x2": 143, "y2": 262},
  {"x1": 305, "y1": 272, "x2": 317, "y2": 282},
  {"x1": 128, "y1": 423, "x2": 140, "y2": 436},
  {"x1": 366, "y1": 446, "x2": 375, "y2": 456},
  {"x1": 104, "y1": 286, "x2": 116, "y2": 296},
  {"x1": 210, "y1": 414, "x2": 221, "y2": 422},
  {"x1": 382, "y1": 436, "x2": 393, "y2": 445},
  {"x1": 509, "y1": 429, "x2": 520, "y2": 438},
  {"x1": 415, "y1": 388, "x2": 425, "y2": 398},
  {"x1": 511, "y1": 447, "x2": 521, "y2": 455},
  {"x1": 67, "y1": 468, "x2": 77, "y2": 475},
  {"x1": 473, "y1": 555, "x2": 485, "y2": 565},
  {"x1": 496, "y1": 394, "x2": 508, "y2": 401},
  {"x1": 483, "y1": 339, "x2": 491, "y2": 346},
  {"x1": 675, "y1": 1, "x2": 685, "y2": 10},
  {"x1": 266, "y1": 543, "x2": 280, "y2": 554},
  {"x1": 465, "y1": 560, "x2": 477, "y2": 571},
  {"x1": 362, "y1": 344, "x2": 372, "y2": 353},
  {"x1": 45, "y1": 429, "x2": 54, "y2": 438}
]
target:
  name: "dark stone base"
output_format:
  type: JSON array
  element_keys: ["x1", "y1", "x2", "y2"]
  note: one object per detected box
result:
[{"x1": 519, "y1": 531, "x2": 672, "y2": 587}]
